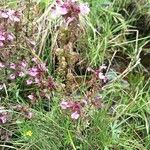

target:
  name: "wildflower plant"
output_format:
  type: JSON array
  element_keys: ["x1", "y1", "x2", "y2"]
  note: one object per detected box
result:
[
  {"x1": 0, "y1": 0, "x2": 149, "y2": 149},
  {"x1": 0, "y1": 9, "x2": 21, "y2": 51}
]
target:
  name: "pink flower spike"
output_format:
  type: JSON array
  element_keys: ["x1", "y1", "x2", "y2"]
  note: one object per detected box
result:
[
  {"x1": 26, "y1": 79, "x2": 33, "y2": 85},
  {"x1": 71, "y1": 111, "x2": 80, "y2": 120},
  {"x1": 79, "y1": 3, "x2": 90, "y2": 15},
  {"x1": 0, "y1": 62, "x2": 5, "y2": 68},
  {"x1": 60, "y1": 101, "x2": 70, "y2": 109},
  {"x1": 10, "y1": 63, "x2": 16, "y2": 69},
  {"x1": 9, "y1": 74, "x2": 15, "y2": 80}
]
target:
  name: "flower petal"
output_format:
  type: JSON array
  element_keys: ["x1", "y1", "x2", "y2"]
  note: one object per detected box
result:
[{"x1": 71, "y1": 111, "x2": 80, "y2": 120}]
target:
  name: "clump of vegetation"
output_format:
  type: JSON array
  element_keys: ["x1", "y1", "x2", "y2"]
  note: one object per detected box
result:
[{"x1": 0, "y1": 0, "x2": 150, "y2": 149}]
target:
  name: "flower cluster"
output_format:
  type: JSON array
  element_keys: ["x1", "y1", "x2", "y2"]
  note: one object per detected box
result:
[
  {"x1": 60, "y1": 95, "x2": 103, "y2": 120},
  {"x1": 60, "y1": 100, "x2": 84, "y2": 119},
  {"x1": 51, "y1": 0, "x2": 90, "y2": 20},
  {"x1": 0, "y1": 9, "x2": 21, "y2": 22},
  {"x1": 1, "y1": 57, "x2": 55, "y2": 102},
  {"x1": 0, "y1": 9, "x2": 21, "y2": 47},
  {"x1": 25, "y1": 59, "x2": 55, "y2": 101},
  {"x1": 87, "y1": 64, "x2": 108, "y2": 84},
  {"x1": 0, "y1": 27, "x2": 15, "y2": 47}
]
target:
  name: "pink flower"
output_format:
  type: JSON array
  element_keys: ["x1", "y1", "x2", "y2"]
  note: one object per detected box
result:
[
  {"x1": 35, "y1": 78, "x2": 40, "y2": 84},
  {"x1": 0, "y1": 115, "x2": 7, "y2": 124},
  {"x1": 28, "y1": 67, "x2": 38, "y2": 77},
  {"x1": 0, "y1": 12, "x2": 9, "y2": 19},
  {"x1": 71, "y1": 102, "x2": 81, "y2": 112},
  {"x1": 9, "y1": 74, "x2": 15, "y2": 80},
  {"x1": 13, "y1": 16, "x2": 20, "y2": 22},
  {"x1": 60, "y1": 101, "x2": 70, "y2": 109},
  {"x1": 27, "y1": 94, "x2": 35, "y2": 100},
  {"x1": 0, "y1": 62, "x2": 5, "y2": 68},
  {"x1": 98, "y1": 72, "x2": 108, "y2": 83},
  {"x1": 0, "y1": 9, "x2": 21, "y2": 22},
  {"x1": 7, "y1": 33, "x2": 14, "y2": 41},
  {"x1": 0, "y1": 34, "x2": 5, "y2": 41},
  {"x1": 27, "y1": 112, "x2": 33, "y2": 119},
  {"x1": 58, "y1": 6, "x2": 68, "y2": 15},
  {"x1": 98, "y1": 72, "x2": 105, "y2": 80},
  {"x1": 8, "y1": 10, "x2": 21, "y2": 22},
  {"x1": 26, "y1": 79, "x2": 33, "y2": 85},
  {"x1": 29, "y1": 71, "x2": 38, "y2": 77},
  {"x1": 51, "y1": 6, "x2": 68, "y2": 18},
  {"x1": 103, "y1": 76, "x2": 108, "y2": 83},
  {"x1": 7, "y1": 9, "x2": 15, "y2": 16},
  {"x1": 32, "y1": 57, "x2": 37, "y2": 62},
  {"x1": 18, "y1": 71, "x2": 25, "y2": 77},
  {"x1": 20, "y1": 60, "x2": 27, "y2": 68},
  {"x1": 0, "y1": 41, "x2": 4, "y2": 47},
  {"x1": 81, "y1": 99, "x2": 88, "y2": 105},
  {"x1": 71, "y1": 111, "x2": 80, "y2": 120},
  {"x1": 79, "y1": 3, "x2": 90, "y2": 15},
  {"x1": 10, "y1": 63, "x2": 16, "y2": 69},
  {"x1": 87, "y1": 67, "x2": 94, "y2": 72}
]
